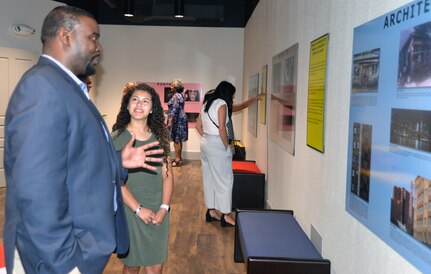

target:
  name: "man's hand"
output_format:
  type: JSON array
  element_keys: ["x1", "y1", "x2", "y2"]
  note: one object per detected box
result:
[{"x1": 121, "y1": 134, "x2": 164, "y2": 171}]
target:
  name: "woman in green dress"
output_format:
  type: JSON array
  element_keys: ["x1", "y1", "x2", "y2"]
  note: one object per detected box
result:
[{"x1": 112, "y1": 82, "x2": 173, "y2": 274}]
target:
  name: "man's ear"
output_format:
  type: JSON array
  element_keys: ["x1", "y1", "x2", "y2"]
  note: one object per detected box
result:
[{"x1": 59, "y1": 28, "x2": 71, "y2": 46}]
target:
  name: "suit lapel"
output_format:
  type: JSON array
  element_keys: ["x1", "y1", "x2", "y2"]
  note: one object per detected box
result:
[
  {"x1": 39, "y1": 57, "x2": 119, "y2": 174},
  {"x1": 39, "y1": 57, "x2": 110, "y2": 141}
]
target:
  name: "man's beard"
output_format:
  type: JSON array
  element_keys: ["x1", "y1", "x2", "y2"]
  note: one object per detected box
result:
[{"x1": 84, "y1": 56, "x2": 98, "y2": 76}]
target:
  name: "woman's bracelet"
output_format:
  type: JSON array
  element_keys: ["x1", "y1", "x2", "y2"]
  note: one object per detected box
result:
[
  {"x1": 160, "y1": 204, "x2": 170, "y2": 212},
  {"x1": 134, "y1": 204, "x2": 142, "y2": 217}
]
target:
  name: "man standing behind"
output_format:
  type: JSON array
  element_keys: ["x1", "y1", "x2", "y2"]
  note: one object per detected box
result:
[
  {"x1": 78, "y1": 75, "x2": 93, "y2": 92},
  {"x1": 4, "y1": 6, "x2": 163, "y2": 274}
]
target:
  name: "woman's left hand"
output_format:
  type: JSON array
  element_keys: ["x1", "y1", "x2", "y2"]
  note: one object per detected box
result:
[{"x1": 152, "y1": 208, "x2": 167, "y2": 225}]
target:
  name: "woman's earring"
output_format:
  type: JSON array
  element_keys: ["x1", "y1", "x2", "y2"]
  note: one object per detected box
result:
[{"x1": 150, "y1": 110, "x2": 153, "y2": 114}]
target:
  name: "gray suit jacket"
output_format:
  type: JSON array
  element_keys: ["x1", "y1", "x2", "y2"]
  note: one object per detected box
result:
[{"x1": 4, "y1": 56, "x2": 129, "y2": 274}]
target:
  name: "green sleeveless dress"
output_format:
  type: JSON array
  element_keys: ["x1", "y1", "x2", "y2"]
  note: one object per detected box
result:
[{"x1": 112, "y1": 129, "x2": 170, "y2": 266}]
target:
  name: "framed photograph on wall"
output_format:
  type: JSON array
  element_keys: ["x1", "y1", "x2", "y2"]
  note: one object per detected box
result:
[
  {"x1": 260, "y1": 64, "x2": 268, "y2": 125},
  {"x1": 270, "y1": 43, "x2": 298, "y2": 155},
  {"x1": 248, "y1": 73, "x2": 259, "y2": 137}
]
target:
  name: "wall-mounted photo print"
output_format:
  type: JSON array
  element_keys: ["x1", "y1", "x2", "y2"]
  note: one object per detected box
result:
[
  {"x1": 347, "y1": 2, "x2": 431, "y2": 271},
  {"x1": 411, "y1": 176, "x2": 431, "y2": 248},
  {"x1": 390, "y1": 184, "x2": 414, "y2": 236},
  {"x1": 184, "y1": 89, "x2": 200, "y2": 102},
  {"x1": 146, "y1": 82, "x2": 204, "y2": 128},
  {"x1": 390, "y1": 175, "x2": 431, "y2": 252},
  {"x1": 164, "y1": 86, "x2": 173, "y2": 103},
  {"x1": 270, "y1": 43, "x2": 298, "y2": 155},
  {"x1": 390, "y1": 108, "x2": 431, "y2": 153},
  {"x1": 351, "y1": 48, "x2": 380, "y2": 93},
  {"x1": 248, "y1": 73, "x2": 259, "y2": 137},
  {"x1": 260, "y1": 64, "x2": 268, "y2": 125},
  {"x1": 350, "y1": 122, "x2": 373, "y2": 202},
  {"x1": 398, "y1": 21, "x2": 431, "y2": 88}
]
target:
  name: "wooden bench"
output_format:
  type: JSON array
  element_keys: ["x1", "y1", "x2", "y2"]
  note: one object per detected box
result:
[
  {"x1": 234, "y1": 209, "x2": 331, "y2": 274},
  {"x1": 232, "y1": 161, "x2": 265, "y2": 210}
]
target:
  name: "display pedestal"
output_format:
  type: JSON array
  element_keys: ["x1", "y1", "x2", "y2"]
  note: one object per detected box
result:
[{"x1": 232, "y1": 160, "x2": 265, "y2": 210}]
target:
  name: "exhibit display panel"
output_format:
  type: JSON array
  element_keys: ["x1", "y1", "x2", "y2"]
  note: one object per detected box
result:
[
  {"x1": 307, "y1": 34, "x2": 329, "y2": 153},
  {"x1": 146, "y1": 81, "x2": 203, "y2": 127},
  {"x1": 270, "y1": 43, "x2": 298, "y2": 155},
  {"x1": 260, "y1": 64, "x2": 268, "y2": 125},
  {"x1": 248, "y1": 74, "x2": 259, "y2": 137},
  {"x1": 346, "y1": 1, "x2": 431, "y2": 272}
]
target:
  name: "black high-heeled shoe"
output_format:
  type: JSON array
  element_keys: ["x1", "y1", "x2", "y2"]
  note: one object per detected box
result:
[
  {"x1": 220, "y1": 214, "x2": 235, "y2": 227},
  {"x1": 172, "y1": 159, "x2": 182, "y2": 167},
  {"x1": 206, "y1": 209, "x2": 220, "y2": 222}
]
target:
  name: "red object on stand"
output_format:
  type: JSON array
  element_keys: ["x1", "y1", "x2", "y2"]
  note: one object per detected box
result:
[{"x1": 232, "y1": 161, "x2": 261, "y2": 174}]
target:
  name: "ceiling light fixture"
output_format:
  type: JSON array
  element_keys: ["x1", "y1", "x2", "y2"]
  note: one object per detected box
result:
[
  {"x1": 174, "y1": 0, "x2": 184, "y2": 18},
  {"x1": 124, "y1": 0, "x2": 134, "y2": 17}
]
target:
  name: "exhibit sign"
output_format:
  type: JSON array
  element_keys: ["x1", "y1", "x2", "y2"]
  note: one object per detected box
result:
[
  {"x1": 346, "y1": 1, "x2": 431, "y2": 272},
  {"x1": 270, "y1": 43, "x2": 298, "y2": 155},
  {"x1": 248, "y1": 74, "x2": 259, "y2": 137},
  {"x1": 260, "y1": 64, "x2": 268, "y2": 125},
  {"x1": 146, "y1": 82, "x2": 203, "y2": 127},
  {"x1": 307, "y1": 33, "x2": 329, "y2": 153}
]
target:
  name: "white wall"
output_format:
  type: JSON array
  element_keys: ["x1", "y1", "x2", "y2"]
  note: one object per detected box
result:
[
  {"x1": 0, "y1": 0, "x2": 244, "y2": 159},
  {"x1": 0, "y1": 0, "x2": 97, "y2": 100},
  {"x1": 96, "y1": 24, "x2": 244, "y2": 157},
  {"x1": 242, "y1": 0, "x2": 420, "y2": 273},
  {"x1": 0, "y1": 0, "x2": 59, "y2": 53},
  {"x1": 1, "y1": 0, "x2": 421, "y2": 272}
]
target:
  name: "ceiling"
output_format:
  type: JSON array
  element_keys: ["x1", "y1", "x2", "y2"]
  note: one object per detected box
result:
[{"x1": 53, "y1": 0, "x2": 260, "y2": 28}]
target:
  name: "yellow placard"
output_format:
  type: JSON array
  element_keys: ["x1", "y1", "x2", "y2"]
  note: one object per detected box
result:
[{"x1": 307, "y1": 34, "x2": 329, "y2": 153}]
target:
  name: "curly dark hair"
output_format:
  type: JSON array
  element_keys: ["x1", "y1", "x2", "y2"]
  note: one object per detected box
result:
[{"x1": 112, "y1": 83, "x2": 171, "y2": 166}]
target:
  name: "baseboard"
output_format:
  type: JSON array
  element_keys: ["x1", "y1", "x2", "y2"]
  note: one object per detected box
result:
[
  {"x1": 170, "y1": 151, "x2": 201, "y2": 160},
  {"x1": 266, "y1": 199, "x2": 273, "y2": 209}
]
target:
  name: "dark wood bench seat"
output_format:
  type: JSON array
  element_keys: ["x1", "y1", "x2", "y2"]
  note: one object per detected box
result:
[{"x1": 234, "y1": 209, "x2": 331, "y2": 274}]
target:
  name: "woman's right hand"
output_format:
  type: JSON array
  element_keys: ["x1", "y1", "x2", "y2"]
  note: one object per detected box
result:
[{"x1": 137, "y1": 207, "x2": 156, "y2": 224}]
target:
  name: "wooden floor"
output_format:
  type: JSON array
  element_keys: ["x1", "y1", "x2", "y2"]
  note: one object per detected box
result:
[{"x1": 0, "y1": 160, "x2": 246, "y2": 274}]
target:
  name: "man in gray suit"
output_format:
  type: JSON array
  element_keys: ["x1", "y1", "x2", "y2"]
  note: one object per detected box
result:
[{"x1": 4, "y1": 6, "x2": 163, "y2": 274}]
